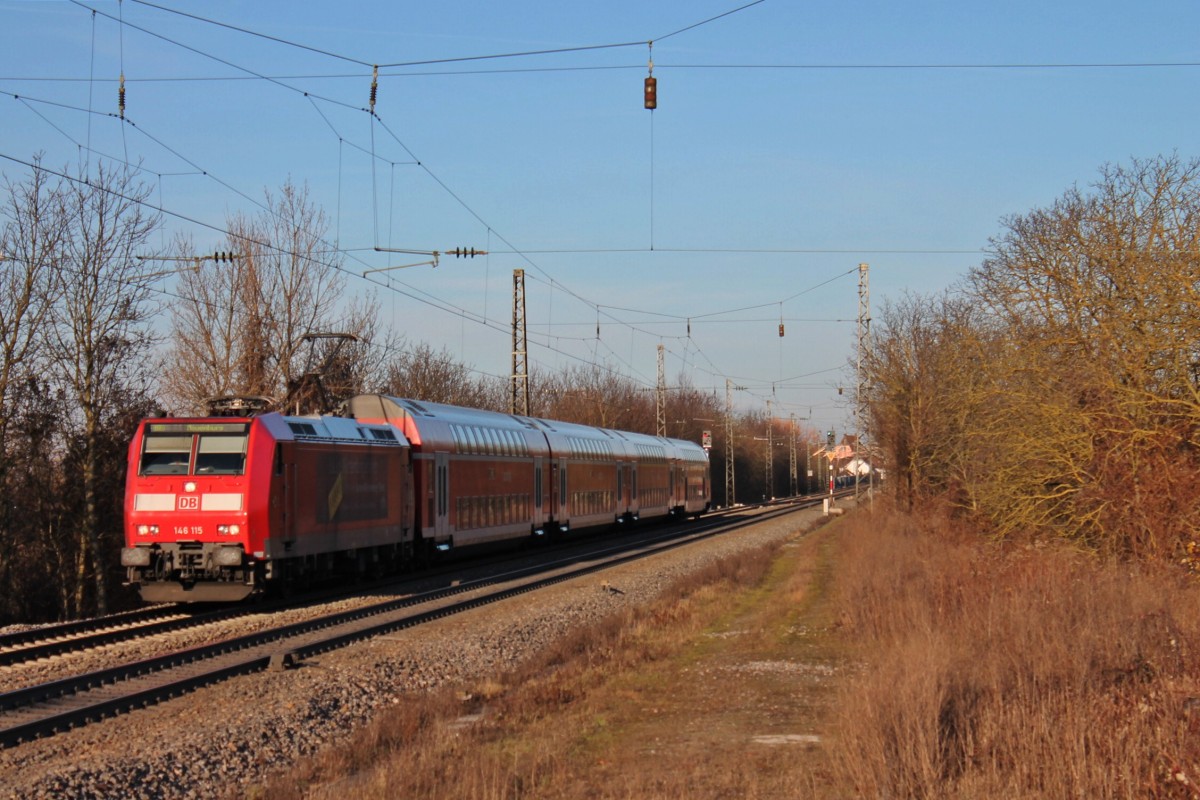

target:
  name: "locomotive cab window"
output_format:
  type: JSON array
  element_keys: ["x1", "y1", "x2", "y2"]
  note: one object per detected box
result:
[
  {"x1": 140, "y1": 434, "x2": 193, "y2": 475},
  {"x1": 140, "y1": 428, "x2": 248, "y2": 476},
  {"x1": 195, "y1": 434, "x2": 249, "y2": 475}
]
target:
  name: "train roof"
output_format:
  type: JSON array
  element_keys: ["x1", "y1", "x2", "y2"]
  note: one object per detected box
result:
[
  {"x1": 347, "y1": 394, "x2": 708, "y2": 460},
  {"x1": 264, "y1": 413, "x2": 409, "y2": 445},
  {"x1": 140, "y1": 413, "x2": 408, "y2": 446}
]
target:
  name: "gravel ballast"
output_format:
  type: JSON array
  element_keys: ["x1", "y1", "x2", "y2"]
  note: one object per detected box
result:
[{"x1": 0, "y1": 506, "x2": 835, "y2": 800}]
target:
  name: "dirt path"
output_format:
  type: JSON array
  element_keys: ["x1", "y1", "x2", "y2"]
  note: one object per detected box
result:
[{"x1": 539, "y1": 520, "x2": 846, "y2": 798}]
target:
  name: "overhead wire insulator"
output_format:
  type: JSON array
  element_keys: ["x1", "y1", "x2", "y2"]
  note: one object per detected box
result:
[
  {"x1": 779, "y1": 323, "x2": 785, "y2": 337},
  {"x1": 118, "y1": 73, "x2": 126, "y2": 119},
  {"x1": 369, "y1": 65, "x2": 378, "y2": 114}
]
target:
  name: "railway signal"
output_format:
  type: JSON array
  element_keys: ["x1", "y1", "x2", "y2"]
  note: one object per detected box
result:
[{"x1": 645, "y1": 41, "x2": 656, "y2": 109}]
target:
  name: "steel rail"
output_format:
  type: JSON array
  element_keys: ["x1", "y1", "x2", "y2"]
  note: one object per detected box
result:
[
  {"x1": 0, "y1": 606, "x2": 180, "y2": 651},
  {"x1": 0, "y1": 499, "x2": 830, "y2": 748}
]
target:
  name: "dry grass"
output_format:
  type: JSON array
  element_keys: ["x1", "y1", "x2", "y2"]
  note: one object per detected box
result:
[
  {"x1": 824, "y1": 504, "x2": 1200, "y2": 798},
  {"x1": 247, "y1": 503, "x2": 1200, "y2": 799}
]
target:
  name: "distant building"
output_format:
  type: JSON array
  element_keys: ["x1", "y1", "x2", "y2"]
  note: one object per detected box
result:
[{"x1": 816, "y1": 434, "x2": 876, "y2": 486}]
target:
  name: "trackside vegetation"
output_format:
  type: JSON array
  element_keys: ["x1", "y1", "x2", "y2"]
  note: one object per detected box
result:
[
  {"x1": 250, "y1": 503, "x2": 1200, "y2": 798},
  {"x1": 865, "y1": 154, "x2": 1200, "y2": 560}
]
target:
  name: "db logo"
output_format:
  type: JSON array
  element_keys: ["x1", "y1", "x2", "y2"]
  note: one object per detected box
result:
[{"x1": 178, "y1": 495, "x2": 200, "y2": 511}]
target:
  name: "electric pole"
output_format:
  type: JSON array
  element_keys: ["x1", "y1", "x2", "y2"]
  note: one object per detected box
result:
[
  {"x1": 725, "y1": 378, "x2": 736, "y2": 507},
  {"x1": 857, "y1": 262, "x2": 871, "y2": 500},
  {"x1": 656, "y1": 344, "x2": 666, "y2": 437},
  {"x1": 764, "y1": 399, "x2": 773, "y2": 501},
  {"x1": 789, "y1": 412, "x2": 798, "y2": 497},
  {"x1": 511, "y1": 269, "x2": 530, "y2": 416}
]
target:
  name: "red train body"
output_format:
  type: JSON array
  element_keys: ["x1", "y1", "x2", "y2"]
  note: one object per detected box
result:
[
  {"x1": 122, "y1": 394, "x2": 711, "y2": 602},
  {"x1": 122, "y1": 413, "x2": 412, "y2": 602}
]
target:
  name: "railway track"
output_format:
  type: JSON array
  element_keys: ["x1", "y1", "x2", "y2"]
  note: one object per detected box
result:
[
  {"x1": 0, "y1": 498, "x2": 831, "y2": 749},
  {"x1": 0, "y1": 604, "x2": 267, "y2": 669}
]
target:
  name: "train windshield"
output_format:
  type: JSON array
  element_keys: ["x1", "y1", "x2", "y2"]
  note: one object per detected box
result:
[
  {"x1": 195, "y1": 434, "x2": 248, "y2": 475},
  {"x1": 139, "y1": 424, "x2": 249, "y2": 476},
  {"x1": 141, "y1": 434, "x2": 192, "y2": 475}
]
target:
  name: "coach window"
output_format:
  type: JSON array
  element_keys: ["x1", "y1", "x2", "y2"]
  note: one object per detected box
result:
[
  {"x1": 195, "y1": 433, "x2": 249, "y2": 475},
  {"x1": 141, "y1": 434, "x2": 192, "y2": 475}
]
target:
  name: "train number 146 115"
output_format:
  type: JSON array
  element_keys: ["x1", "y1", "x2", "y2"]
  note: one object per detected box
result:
[{"x1": 173, "y1": 526, "x2": 204, "y2": 536}]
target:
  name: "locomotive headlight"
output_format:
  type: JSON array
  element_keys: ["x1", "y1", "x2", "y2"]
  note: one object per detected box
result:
[
  {"x1": 184, "y1": 481, "x2": 197, "y2": 493},
  {"x1": 138, "y1": 525, "x2": 149, "y2": 536},
  {"x1": 217, "y1": 524, "x2": 229, "y2": 535},
  {"x1": 229, "y1": 524, "x2": 241, "y2": 535}
]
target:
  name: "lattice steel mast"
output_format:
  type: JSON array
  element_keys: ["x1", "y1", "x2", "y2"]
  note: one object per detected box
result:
[
  {"x1": 725, "y1": 378, "x2": 737, "y2": 506},
  {"x1": 764, "y1": 399, "x2": 773, "y2": 500},
  {"x1": 511, "y1": 269, "x2": 530, "y2": 416},
  {"x1": 856, "y1": 262, "x2": 871, "y2": 498},
  {"x1": 656, "y1": 344, "x2": 666, "y2": 437}
]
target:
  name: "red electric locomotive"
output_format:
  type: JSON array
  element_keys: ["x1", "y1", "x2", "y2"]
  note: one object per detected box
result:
[{"x1": 122, "y1": 412, "x2": 412, "y2": 602}]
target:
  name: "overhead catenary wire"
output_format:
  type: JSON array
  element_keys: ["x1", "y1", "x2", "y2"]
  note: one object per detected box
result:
[
  {"x1": 0, "y1": 149, "x2": 659, "y2": 392},
  {"x1": 112, "y1": 0, "x2": 763, "y2": 72},
  {"x1": 6, "y1": 0, "x2": 861, "y2": 409},
  {"x1": 2, "y1": 93, "x2": 816, "y2": 411},
  {"x1": 9, "y1": 57, "x2": 1200, "y2": 86}
]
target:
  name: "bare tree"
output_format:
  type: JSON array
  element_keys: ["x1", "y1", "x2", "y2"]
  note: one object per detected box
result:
[
  {"x1": 540, "y1": 363, "x2": 655, "y2": 432},
  {"x1": 968, "y1": 154, "x2": 1200, "y2": 556},
  {"x1": 0, "y1": 157, "x2": 66, "y2": 610},
  {"x1": 377, "y1": 341, "x2": 505, "y2": 410},
  {"x1": 44, "y1": 161, "x2": 161, "y2": 614},
  {"x1": 866, "y1": 156, "x2": 1200, "y2": 556},
  {"x1": 163, "y1": 180, "x2": 366, "y2": 414},
  {"x1": 0, "y1": 157, "x2": 63, "y2": 442}
]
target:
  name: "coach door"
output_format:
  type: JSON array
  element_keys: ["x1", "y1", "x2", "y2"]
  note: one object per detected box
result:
[
  {"x1": 534, "y1": 457, "x2": 544, "y2": 527},
  {"x1": 434, "y1": 452, "x2": 450, "y2": 541},
  {"x1": 630, "y1": 463, "x2": 639, "y2": 517},
  {"x1": 557, "y1": 458, "x2": 568, "y2": 526},
  {"x1": 617, "y1": 462, "x2": 628, "y2": 517}
]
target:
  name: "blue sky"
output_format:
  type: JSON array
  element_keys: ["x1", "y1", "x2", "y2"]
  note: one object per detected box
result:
[{"x1": 2, "y1": 0, "x2": 1198, "y2": 435}]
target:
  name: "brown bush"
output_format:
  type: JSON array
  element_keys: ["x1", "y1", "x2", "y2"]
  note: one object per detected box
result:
[{"x1": 825, "y1": 510, "x2": 1200, "y2": 798}]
